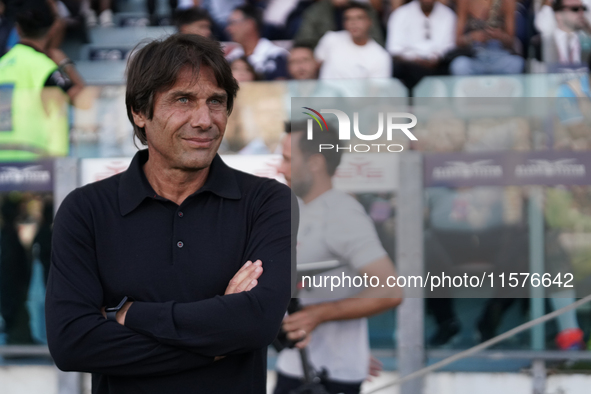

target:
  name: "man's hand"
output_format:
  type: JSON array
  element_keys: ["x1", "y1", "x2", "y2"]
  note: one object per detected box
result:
[
  {"x1": 225, "y1": 260, "x2": 263, "y2": 295},
  {"x1": 367, "y1": 355, "x2": 383, "y2": 381},
  {"x1": 282, "y1": 305, "x2": 323, "y2": 349}
]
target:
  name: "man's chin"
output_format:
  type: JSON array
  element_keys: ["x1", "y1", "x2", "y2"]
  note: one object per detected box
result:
[{"x1": 178, "y1": 151, "x2": 217, "y2": 171}]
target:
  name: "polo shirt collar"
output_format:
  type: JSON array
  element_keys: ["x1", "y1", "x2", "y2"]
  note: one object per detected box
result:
[{"x1": 119, "y1": 150, "x2": 241, "y2": 216}]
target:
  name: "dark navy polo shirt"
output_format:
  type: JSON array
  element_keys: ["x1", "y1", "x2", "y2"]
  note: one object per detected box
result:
[{"x1": 46, "y1": 149, "x2": 296, "y2": 393}]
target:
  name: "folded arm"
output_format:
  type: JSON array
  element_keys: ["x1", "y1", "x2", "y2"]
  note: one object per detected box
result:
[
  {"x1": 46, "y1": 190, "x2": 215, "y2": 377},
  {"x1": 122, "y1": 182, "x2": 296, "y2": 357}
]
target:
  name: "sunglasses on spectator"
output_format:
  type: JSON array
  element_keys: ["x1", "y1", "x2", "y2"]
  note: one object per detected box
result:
[{"x1": 562, "y1": 5, "x2": 587, "y2": 12}]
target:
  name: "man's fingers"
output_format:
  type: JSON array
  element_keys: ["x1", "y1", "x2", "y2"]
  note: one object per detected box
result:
[
  {"x1": 229, "y1": 261, "x2": 259, "y2": 288},
  {"x1": 225, "y1": 260, "x2": 263, "y2": 295},
  {"x1": 235, "y1": 265, "x2": 262, "y2": 293},
  {"x1": 295, "y1": 334, "x2": 312, "y2": 349},
  {"x1": 245, "y1": 279, "x2": 258, "y2": 291},
  {"x1": 285, "y1": 329, "x2": 310, "y2": 349}
]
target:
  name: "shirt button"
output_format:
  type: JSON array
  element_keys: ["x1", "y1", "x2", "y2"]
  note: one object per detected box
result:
[
  {"x1": 178, "y1": 211, "x2": 184, "y2": 218},
  {"x1": 177, "y1": 241, "x2": 184, "y2": 248}
]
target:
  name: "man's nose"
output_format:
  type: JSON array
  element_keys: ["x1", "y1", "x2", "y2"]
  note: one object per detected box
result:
[{"x1": 190, "y1": 105, "x2": 213, "y2": 130}]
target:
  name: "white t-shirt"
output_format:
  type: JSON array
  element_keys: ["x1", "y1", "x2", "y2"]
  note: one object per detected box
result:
[
  {"x1": 276, "y1": 189, "x2": 387, "y2": 383},
  {"x1": 386, "y1": 0, "x2": 456, "y2": 60},
  {"x1": 315, "y1": 31, "x2": 392, "y2": 80}
]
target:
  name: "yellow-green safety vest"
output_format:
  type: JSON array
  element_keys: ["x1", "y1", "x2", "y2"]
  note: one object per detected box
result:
[{"x1": 0, "y1": 44, "x2": 69, "y2": 161}]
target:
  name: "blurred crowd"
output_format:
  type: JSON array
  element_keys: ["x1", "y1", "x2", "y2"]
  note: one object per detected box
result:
[{"x1": 2, "y1": 0, "x2": 591, "y2": 92}]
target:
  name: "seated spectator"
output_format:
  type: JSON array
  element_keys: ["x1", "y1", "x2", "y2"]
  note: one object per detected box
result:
[
  {"x1": 535, "y1": 0, "x2": 591, "y2": 67},
  {"x1": 80, "y1": 0, "x2": 114, "y2": 27},
  {"x1": 288, "y1": 44, "x2": 319, "y2": 80},
  {"x1": 201, "y1": 0, "x2": 245, "y2": 41},
  {"x1": 225, "y1": 4, "x2": 289, "y2": 80},
  {"x1": 450, "y1": 0, "x2": 524, "y2": 75},
  {"x1": 295, "y1": 0, "x2": 384, "y2": 48},
  {"x1": 143, "y1": 0, "x2": 177, "y2": 26},
  {"x1": 262, "y1": 0, "x2": 301, "y2": 40},
  {"x1": 386, "y1": 0, "x2": 456, "y2": 91},
  {"x1": 174, "y1": 7, "x2": 212, "y2": 37},
  {"x1": 230, "y1": 56, "x2": 260, "y2": 83},
  {"x1": 315, "y1": 2, "x2": 391, "y2": 79}
]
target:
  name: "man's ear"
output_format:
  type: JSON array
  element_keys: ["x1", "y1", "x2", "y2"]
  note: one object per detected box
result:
[
  {"x1": 131, "y1": 109, "x2": 147, "y2": 129},
  {"x1": 308, "y1": 154, "x2": 326, "y2": 174}
]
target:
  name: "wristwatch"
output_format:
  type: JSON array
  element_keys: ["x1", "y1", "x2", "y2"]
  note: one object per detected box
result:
[{"x1": 105, "y1": 296, "x2": 130, "y2": 321}]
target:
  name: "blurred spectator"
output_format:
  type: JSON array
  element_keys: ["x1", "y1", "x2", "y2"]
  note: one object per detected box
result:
[
  {"x1": 0, "y1": 0, "x2": 85, "y2": 160},
  {"x1": 315, "y1": 2, "x2": 391, "y2": 79},
  {"x1": 295, "y1": 0, "x2": 384, "y2": 48},
  {"x1": 555, "y1": 55, "x2": 591, "y2": 148},
  {"x1": 535, "y1": 0, "x2": 591, "y2": 66},
  {"x1": 177, "y1": 0, "x2": 198, "y2": 8},
  {"x1": 174, "y1": 7, "x2": 212, "y2": 37},
  {"x1": 230, "y1": 55, "x2": 260, "y2": 83},
  {"x1": 201, "y1": 0, "x2": 244, "y2": 40},
  {"x1": 32, "y1": 198, "x2": 53, "y2": 285},
  {"x1": 145, "y1": 0, "x2": 177, "y2": 26},
  {"x1": 386, "y1": 0, "x2": 456, "y2": 91},
  {"x1": 80, "y1": 0, "x2": 114, "y2": 27},
  {"x1": 544, "y1": 185, "x2": 591, "y2": 349},
  {"x1": 226, "y1": 4, "x2": 289, "y2": 80},
  {"x1": 0, "y1": 0, "x2": 16, "y2": 56},
  {"x1": 262, "y1": 0, "x2": 300, "y2": 39},
  {"x1": 0, "y1": 194, "x2": 33, "y2": 344},
  {"x1": 288, "y1": 44, "x2": 319, "y2": 80},
  {"x1": 450, "y1": 0, "x2": 524, "y2": 75},
  {"x1": 425, "y1": 186, "x2": 529, "y2": 346}
]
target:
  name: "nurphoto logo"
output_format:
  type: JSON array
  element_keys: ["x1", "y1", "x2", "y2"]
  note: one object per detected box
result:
[{"x1": 302, "y1": 107, "x2": 417, "y2": 153}]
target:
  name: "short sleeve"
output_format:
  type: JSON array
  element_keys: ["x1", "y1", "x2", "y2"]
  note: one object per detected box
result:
[
  {"x1": 44, "y1": 69, "x2": 73, "y2": 93},
  {"x1": 314, "y1": 32, "x2": 333, "y2": 63},
  {"x1": 325, "y1": 193, "x2": 387, "y2": 271}
]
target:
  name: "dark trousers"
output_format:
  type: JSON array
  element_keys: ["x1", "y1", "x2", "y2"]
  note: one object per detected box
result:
[
  {"x1": 393, "y1": 60, "x2": 445, "y2": 93},
  {"x1": 274, "y1": 372, "x2": 362, "y2": 394}
]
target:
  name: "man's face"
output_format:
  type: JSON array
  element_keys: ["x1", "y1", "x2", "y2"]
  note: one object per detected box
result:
[
  {"x1": 279, "y1": 132, "x2": 313, "y2": 197},
  {"x1": 179, "y1": 20, "x2": 212, "y2": 38},
  {"x1": 288, "y1": 47, "x2": 318, "y2": 80},
  {"x1": 558, "y1": 0, "x2": 587, "y2": 30},
  {"x1": 343, "y1": 8, "x2": 371, "y2": 41},
  {"x1": 226, "y1": 10, "x2": 253, "y2": 43},
  {"x1": 331, "y1": 0, "x2": 349, "y2": 8},
  {"x1": 132, "y1": 66, "x2": 228, "y2": 171}
]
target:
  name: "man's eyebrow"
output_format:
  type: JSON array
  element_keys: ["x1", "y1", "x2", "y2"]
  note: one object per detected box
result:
[
  {"x1": 168, "y1": 90, "x2": 197, "y2": 98},
  {"x1": 209, "y1": 92, "x2": 228, "y2": 100}
]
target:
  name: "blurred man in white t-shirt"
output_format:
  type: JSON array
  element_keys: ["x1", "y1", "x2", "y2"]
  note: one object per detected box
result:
[
  {"x1": 315, "y1": 2, "x2": 391, "y2": 79},
  {"x1": 274, "y1": 122, "x2": 401, "y2": 394}
]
